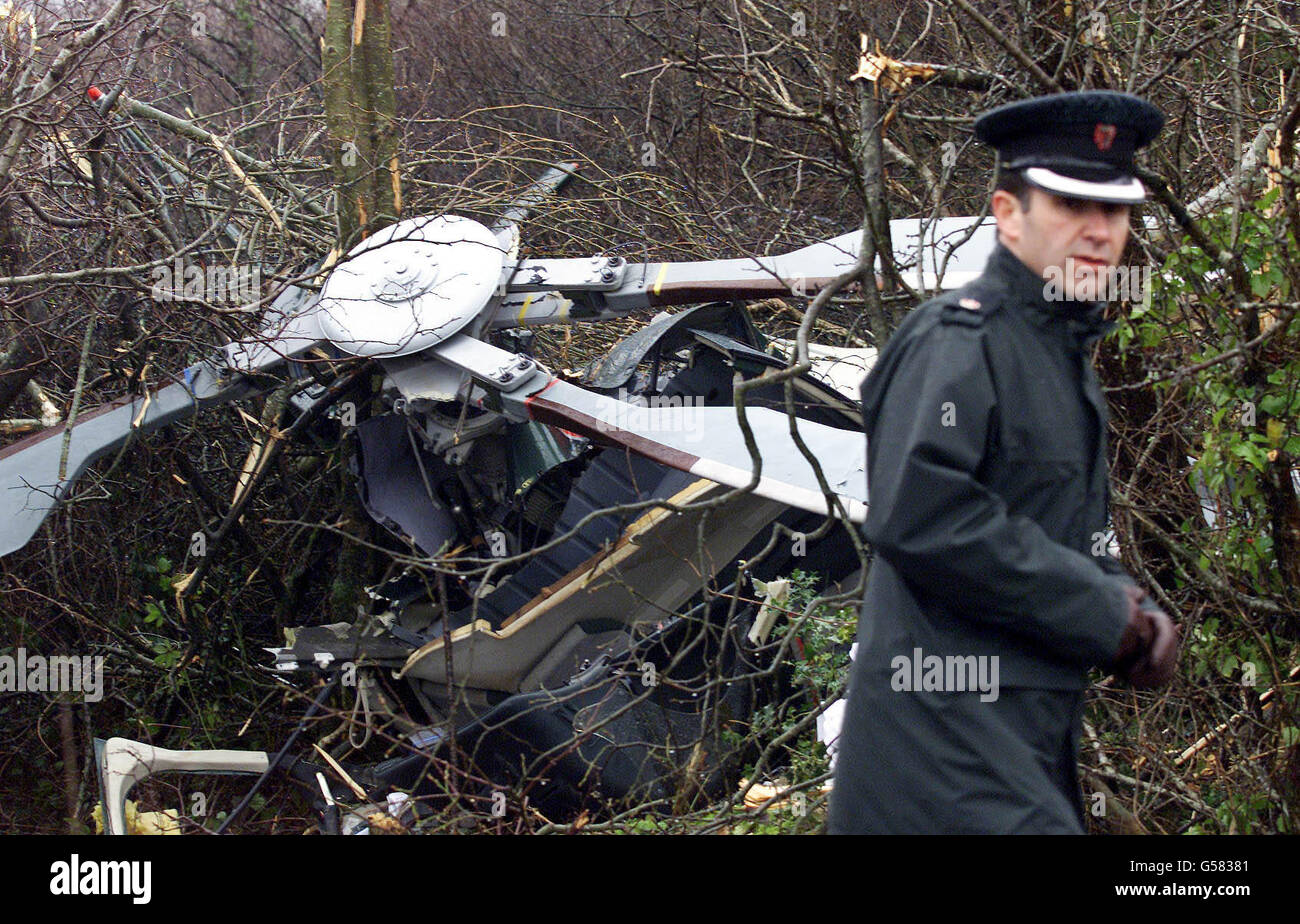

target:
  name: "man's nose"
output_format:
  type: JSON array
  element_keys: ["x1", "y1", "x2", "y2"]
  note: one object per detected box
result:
[{"x1": 1081, "y1": 206, "x2": 1114, "y2": 240}]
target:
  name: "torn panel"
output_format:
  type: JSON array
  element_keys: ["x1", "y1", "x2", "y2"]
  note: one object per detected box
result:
[{"x1": 355, "y1": 414, "x2": 457, "y2": 555}]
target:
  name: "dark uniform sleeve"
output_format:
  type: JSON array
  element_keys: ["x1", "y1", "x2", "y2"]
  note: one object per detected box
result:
[{"x1": 862, "y1": 317, "x2": 1130, "y2": 670}]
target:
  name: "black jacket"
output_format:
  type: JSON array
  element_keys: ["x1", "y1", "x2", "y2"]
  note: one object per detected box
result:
[{"x1": 854, "y1": 242, "x2": 1134, "y2": 689}]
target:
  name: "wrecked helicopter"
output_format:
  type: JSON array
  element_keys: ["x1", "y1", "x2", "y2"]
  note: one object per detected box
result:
[{"x1": 0, "y1": 161, "x2": 998, "y2": 833}]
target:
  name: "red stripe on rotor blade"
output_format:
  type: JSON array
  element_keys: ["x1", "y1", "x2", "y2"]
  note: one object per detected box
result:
[
  {"x1": 522, "y1": 378, "x2": 559, "y2": 407},
  {"x1": 525, "y1": 396, "x2": 701, "y2": 473},
  {"x1": 0, "y1": 393, "x2": 137, "y2": 461}
]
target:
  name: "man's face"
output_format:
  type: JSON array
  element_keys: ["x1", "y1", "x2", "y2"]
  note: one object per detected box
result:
[{"x1": 992, "y1": 186, "x2": 1131, "y2": 300}]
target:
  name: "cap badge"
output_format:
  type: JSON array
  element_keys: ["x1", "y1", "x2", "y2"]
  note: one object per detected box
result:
[{"x1": 1093, "y1": 123, "x2": 1117, "y2": 151}]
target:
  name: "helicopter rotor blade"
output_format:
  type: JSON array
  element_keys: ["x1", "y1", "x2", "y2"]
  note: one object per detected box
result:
[
  {"x1": 616, "y1": 217, "x2": 998, "y2": 307},
  {"x1": 491, "y1": 162, "x2": 580, "y2": 259},
  {"x1": 421, "y1": 334, "x2": 867, "y2": 523},
  {"x1": 0, "y1": 284, "x2": 327, "y2": 558},
  {"x1": 520, "y1": 379, "x2": 868, "y2": 523},
  {"x1": 493, "y1": 162, "x2": 579, "y2": 232},
  {"x1": 633, "y1": 231, "x2": 867, "y2": 306},
  {"x1": 492, "y1": 217, "x2": 1000, "y2": 327},
  {"x1": 0, "y1": 361, "x2": 257, "y2": 557}
]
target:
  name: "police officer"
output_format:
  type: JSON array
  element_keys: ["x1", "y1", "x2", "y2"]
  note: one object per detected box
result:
[{"x1": 828, "y1": 91, "x2": 1180, "y2": 834}]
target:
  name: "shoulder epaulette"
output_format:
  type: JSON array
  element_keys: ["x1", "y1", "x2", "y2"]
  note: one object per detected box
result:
[{"x1": 936, "y1": 293, "x2": 987, "y2": 328}]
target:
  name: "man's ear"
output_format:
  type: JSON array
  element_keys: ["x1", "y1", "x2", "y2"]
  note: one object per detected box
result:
[{"x1": 991, "y1": 189, "x2": 1023, "y2": 244}]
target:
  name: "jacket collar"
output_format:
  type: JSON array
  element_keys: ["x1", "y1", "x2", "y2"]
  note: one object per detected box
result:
[{"x1": 978, "y1": 242, "x2": 1117, "y2": 349}]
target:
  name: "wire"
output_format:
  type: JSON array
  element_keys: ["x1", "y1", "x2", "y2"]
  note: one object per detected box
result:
[{"x1": 215, "y1": 676, "x2": 339, "y2": 834}]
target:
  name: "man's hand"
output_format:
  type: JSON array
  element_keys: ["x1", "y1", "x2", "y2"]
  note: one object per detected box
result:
[{"x1": 1112, "y1": 584, "x2": 1180, "y2": 687}]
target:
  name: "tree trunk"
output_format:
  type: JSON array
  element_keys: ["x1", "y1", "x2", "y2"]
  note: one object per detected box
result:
[
  {"x1": 320, "y1": 0, "x2": 402, "y2": 620},
  {"x1": 322, "y1": 0, "x2": 401, "y2": 249}
]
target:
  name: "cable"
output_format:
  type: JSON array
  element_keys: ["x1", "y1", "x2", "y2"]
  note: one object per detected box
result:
[{"x1": 215, "y1": 676, "x2": 339, "y2": 834}]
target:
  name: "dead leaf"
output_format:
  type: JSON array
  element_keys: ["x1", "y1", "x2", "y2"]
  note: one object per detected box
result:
[{"x1": 849, "y1": 35, "x2": 938, "y2": 92}]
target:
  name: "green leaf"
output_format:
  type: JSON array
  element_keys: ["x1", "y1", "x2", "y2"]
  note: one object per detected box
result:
[{"x1": 1229, "y1": 442, "x2": 1268, "y2": 472}]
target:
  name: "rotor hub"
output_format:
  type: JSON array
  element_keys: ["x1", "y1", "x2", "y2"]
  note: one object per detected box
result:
[
  {"x1": 369, "y1": 246, "x2": 441, "y2": 302},
  {"x1": 317, "y1": 215, "x2": 504, "y2": 357}
]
